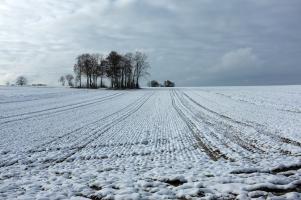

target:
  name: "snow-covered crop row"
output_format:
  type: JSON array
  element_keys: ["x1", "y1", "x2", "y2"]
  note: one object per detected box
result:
[{"x1": 0, "y1": 86, "x2": 300, "y2": 199}]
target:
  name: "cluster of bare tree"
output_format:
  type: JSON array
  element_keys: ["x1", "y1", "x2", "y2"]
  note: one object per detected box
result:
[
  {"x1": 73, "y1": 51, "x2": 150, "y2": 89},
  {"x1": 59, "y1": 74, "x2": 74, "y2": 87}
]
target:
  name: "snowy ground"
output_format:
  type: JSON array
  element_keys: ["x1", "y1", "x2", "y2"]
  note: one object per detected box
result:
[{"x1": 0, "y1": 85, "x2": 301, "y2": 200}]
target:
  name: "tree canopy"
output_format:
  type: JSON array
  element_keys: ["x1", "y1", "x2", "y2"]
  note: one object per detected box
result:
[{"x1": 72, "y1": 51, "x2": 150, "y2": 89}]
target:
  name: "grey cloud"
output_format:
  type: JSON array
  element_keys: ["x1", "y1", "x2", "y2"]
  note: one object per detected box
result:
[
  {"x1": 211, "y1": 48, "x2": 262, "y2": 74},
  {"x1": 0, "y1": 0, "x2": 300, "y2": 86}
]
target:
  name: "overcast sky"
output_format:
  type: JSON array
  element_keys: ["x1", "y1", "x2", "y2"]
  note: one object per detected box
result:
[{"x1": 0, "y1": 0, "x2": 301, "y2": 86}]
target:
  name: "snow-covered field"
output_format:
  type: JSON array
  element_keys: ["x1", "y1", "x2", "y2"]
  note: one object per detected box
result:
[{"x1": 0, "y1": 85, "x2": 301, "y2": 200}]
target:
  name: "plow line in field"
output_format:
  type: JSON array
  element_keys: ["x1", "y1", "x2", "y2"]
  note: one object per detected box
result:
[
  {"x1": 0, "y1": 92, "x2": 124, "y2": 126},
  {"x1": 170, "y1": 90, "x2": 229, "y2": 161},
  {"x1": 0, "y1": 92, "x2": 153, "y2": 169}
]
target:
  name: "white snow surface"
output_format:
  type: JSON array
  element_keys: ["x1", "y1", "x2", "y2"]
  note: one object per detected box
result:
[{"x1": 0, "y1": 85, "x2": 301, "y2": 200}]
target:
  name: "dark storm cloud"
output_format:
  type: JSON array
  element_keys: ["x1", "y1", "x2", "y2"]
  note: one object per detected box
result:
[{"x1": 0, "y1": 0, "x2": 300, "y2": 85}]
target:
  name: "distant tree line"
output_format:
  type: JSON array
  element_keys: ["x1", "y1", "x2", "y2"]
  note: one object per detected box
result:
[
  {"x1": 8, "y1": 76, "x2": 46, "y2": 87},
  {"x1": 6, "y1": 51, "x2": 150, "y2": 89},
  {"x1": 148, "y1": 80, "x2": 175, "y2": 87},
  {"x1": 5, "y1": 76, "x2": 47, "y2": 87},
  {"x1": 65, "y1": 51, "x2": 150, "y2": 89}
]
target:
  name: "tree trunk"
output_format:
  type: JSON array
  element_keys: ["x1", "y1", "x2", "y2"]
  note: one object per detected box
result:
[
  {"x1": 79, "y1": 71, "x2": 82, "y2": 88},
  {"x1": 86, "y1": 76, "x2": 89, "y2": 88},
  {"x1": 136, "y1": 76, "x2": 139, "y2": 88},
  {"x1": 90, "y1": 75, "x2": 93, "y2": 88}
]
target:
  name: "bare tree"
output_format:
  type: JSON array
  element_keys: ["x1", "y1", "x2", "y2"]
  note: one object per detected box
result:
[
  {"x1": 65, "y1": 74, "x2": 74, "y2": 87},
  {"x1": 16, "y1": 76, "x2": 28, "y2": 86},
  {"x1": 75, "y1": 54, "x2": 91, "y2": 88},
  {"x1": 99, "y1": 58, "x2": 107, "y2": 88},
  {"x1": 74, "y1": 75, "x2": 80, "y2": 87},
  {"x1": 118, "y1": 53, "x2": 135, "y2": 88},
  {"x1": 74, "y1": 54, "x2": 91, "y2": 88},
  {"x1": 73, "y1": 63, "x2": 82, "y2": 88},
  {"x1": 59, "y1": 76, "x2": 66, "y2": 86},
  {"x1": 74, "y1": 53, "x2": 104, "y2": 88},
  {"x1": 72, "y1": 50, "x2": 150, "y2": 89},
  {"x1": 133, "y1": 51, "x2": 150, "y2": 88},
  {"x1": 106, "y1": 51, "x2": 122, "y2": 88},
  {"x1": 91, "y1": 54, "x2": 101, "y2": 88}
]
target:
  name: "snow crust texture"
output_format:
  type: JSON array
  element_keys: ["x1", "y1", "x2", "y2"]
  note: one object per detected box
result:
[{"x1": 0, "y1": 86, "x2": 301, "y2": 200}]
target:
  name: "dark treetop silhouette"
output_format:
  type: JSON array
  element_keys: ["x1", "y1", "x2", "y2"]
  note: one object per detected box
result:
[{"x1": 73, "y1": 51, "x2": 150, "y2": 89}]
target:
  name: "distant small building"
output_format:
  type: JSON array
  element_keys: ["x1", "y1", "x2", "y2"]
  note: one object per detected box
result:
[
  {"x1": 148, "y1": 80, "x2": 175, "y2": 87},
  {"x1": 151, "y1": 80, "x2": 160, "y2": 87},
  {"x1": 32, "y1": 84, "x2": 47, "y2": 87},
  {"x1": 164, "y1": 80, "x2": 175, "y2": 87},
  {"x1": 148, "y1": 80, "x2": 160, "y2": 87}
]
